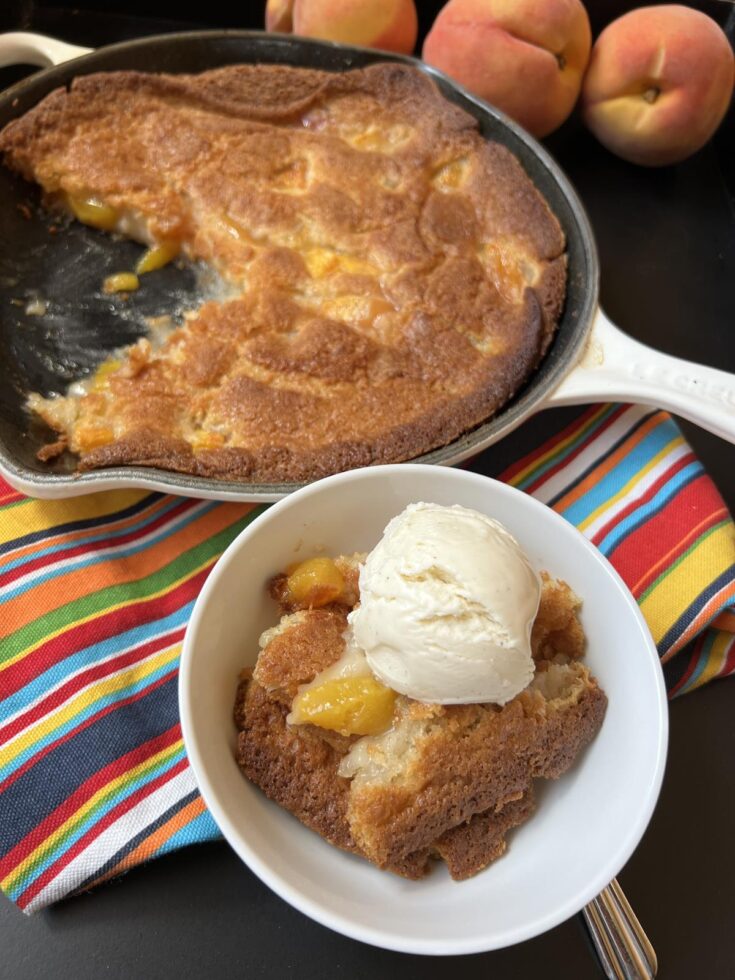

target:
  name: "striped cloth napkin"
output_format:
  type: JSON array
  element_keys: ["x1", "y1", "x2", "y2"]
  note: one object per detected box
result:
[{"x1": 1, "y1": 403, "x2": 733, "y2": 913}]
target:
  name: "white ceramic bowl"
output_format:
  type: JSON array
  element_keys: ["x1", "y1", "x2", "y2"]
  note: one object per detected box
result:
[{"x1": 179, "y1": 464, "x2": 668, "y2": 955}]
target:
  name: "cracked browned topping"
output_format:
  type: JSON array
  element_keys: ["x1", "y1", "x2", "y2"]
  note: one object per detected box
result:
[{"x1": 1, "y1": 63, "x2": 566, "y2": 481}]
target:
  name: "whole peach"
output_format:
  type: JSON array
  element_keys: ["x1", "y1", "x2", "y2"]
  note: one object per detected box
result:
[
  {"x1": 582, "y1": 5, "x2": 734, "y2": 166},
  {"x1": 422, "y1": 0, "x2": 592, "y2": 138},
  {"x1": 266, "y1": 0, "x2": 418, "y2": 55},
  {"x1": 266, "y1": 0, "x2": 294, "y2": 33}
]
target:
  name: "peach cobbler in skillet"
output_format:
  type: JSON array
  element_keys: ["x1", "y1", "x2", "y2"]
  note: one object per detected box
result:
[{"x1": 0, "y1": 63, "x2": 566, "y2": 481}]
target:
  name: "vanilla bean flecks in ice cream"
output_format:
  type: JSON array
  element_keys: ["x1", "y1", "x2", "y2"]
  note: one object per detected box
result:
[{"x1": 349, "y1": 503, "x2": 541, "y2": 705}]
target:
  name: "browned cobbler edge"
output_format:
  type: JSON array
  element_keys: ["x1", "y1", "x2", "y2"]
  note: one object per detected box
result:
[
  {"x1": 75, "y1": 357, "x2": 548, "y2": 482},
  {"x1": 0, "y1": 62, "x2": 567, "y2": 483},
  {"x1": 345, "y1": 678, "x2": 607, "y2": 870}
]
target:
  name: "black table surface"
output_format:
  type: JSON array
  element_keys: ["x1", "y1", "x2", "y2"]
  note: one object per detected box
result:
[{"x1": 0, "y1": 4, "x2": 733, "y2": 978}]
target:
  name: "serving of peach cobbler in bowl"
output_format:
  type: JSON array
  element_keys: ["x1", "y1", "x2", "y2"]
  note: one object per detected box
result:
[{"x1": 179, "y1": 464, "x2": 667, "y2": 954}]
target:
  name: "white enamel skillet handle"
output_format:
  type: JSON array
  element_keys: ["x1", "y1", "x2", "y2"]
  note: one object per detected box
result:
[
  {"x1": 548, "y1": 308, "x2": 735, "y2": 442},
  {"x1": 2, "y1": 33, "x2": 734, "y2": 444},
  {"x1": 0, "y1": 31, "x2": 91, "y2": 67}
]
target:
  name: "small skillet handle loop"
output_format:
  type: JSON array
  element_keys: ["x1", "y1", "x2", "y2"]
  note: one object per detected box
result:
[
  {"x1": 547, "y1": 307, "x2": 735, "y2": 443},
  {"x1": 0, "y1": 32, "x2": 92, "y2": 69}
]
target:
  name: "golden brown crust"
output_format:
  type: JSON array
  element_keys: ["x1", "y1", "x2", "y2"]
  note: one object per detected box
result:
[
  {"x1": 35, "y1": 437, "x2": 67, "y2": 461},
  {"x1": 334, "y1": 554, "x2": 363, "y2": 609},
  {"x1": 234, "y1": 676, "x2": 544, "y2": 882},
  {"x1": 345, "y1": 671, "x2": 607, "y2": 868},
  {"x1": 268, "y1": 573, "x2": 291, "y2": 608},
  {"x1": 235, "y1": 677, "x2": 358, "y2": 855},
  {"x1": 531, "y1": 573, "x2": 586, "y2": 662},
  {"x1": 434, "y1": 788, "x2": 536, "y2": 881},
  {"x1": 232, "y1": 668, "x2": 253, "y2": 732},
  {"x1": 253, "y1": 608, "x2": 348, "y2": 703},
  {"x1": 235, "y1": 676, "x2": 433, "y2": 879},
  {"x1": 2, "y1": 63, "x2": 566, "y2": 482}
]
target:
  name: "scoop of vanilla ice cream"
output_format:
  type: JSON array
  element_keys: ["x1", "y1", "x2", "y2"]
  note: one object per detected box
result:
[{"x1": 348, "y1": 502, "x2": 541, "y2": 705}]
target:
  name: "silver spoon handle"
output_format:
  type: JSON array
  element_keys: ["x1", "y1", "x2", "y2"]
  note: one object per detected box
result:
[{"x1": 582, "y1": 878, "x2": 658, "y2": 979}]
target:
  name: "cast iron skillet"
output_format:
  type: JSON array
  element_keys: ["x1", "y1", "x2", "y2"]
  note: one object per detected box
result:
[{"x1": 0, "y1": 30, "x2": 732, "y2": 502}]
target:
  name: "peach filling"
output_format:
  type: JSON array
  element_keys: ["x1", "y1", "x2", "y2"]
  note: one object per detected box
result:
[
  {"x1": 74, "y1": 422, "x2": 115, "y2": 452},
  {"x1": 65, "y1": 196, "x2": 178, "y2": 276},
  {"x1": 304, "y1": 248, "x2": 375, "y2": 279},
  {"x1": 91, "y1": 359, "x2": 122, "y2": 389},
  {"x1": 136, "y1": 242, "x2": 179, "y2": 275},
  {"x1": 189, "y1": 431, "x2": 225, "y2": 451},
  {"x1": 289, "y1": 675, "x2": 396, "y2": 737},
  {"x1": 103, "y1": 272, "x2": 139, "y2": 294},
  {"x1": 67, "y1": 194, "x2": 118, "y2": 231},
  {"x1": 285, "y1": 557, "x2": 344, "y2": 608}
]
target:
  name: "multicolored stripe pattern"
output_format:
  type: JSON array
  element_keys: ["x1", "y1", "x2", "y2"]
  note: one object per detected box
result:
[
  {"x1": 0, "y1": 403, "x2": 733, "y2": 912},
  {"x1": 498, "y1": 405, "x2": 735, "y2": 695},
  {"x1": 0, "y1": 490, "x2": 260, "y2": 912}
]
